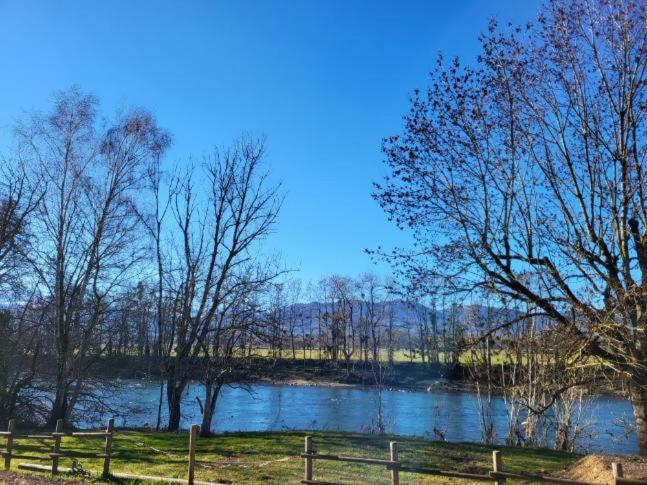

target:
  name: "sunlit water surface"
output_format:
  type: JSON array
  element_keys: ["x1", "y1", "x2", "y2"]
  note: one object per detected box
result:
[{"x1": 83, "y1": 380, "x2": 637, "y2": 454}]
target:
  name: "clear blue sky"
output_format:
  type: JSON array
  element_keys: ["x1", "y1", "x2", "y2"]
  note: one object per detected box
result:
[{"x1": 0, "y1": 0, "x2": 540, "y2": 284}]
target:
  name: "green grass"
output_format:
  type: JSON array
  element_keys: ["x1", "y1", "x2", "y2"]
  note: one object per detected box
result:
[
  {"x1": 254, "y1": 348, "x2": 448, "y2": 364},
  {"x1": 251, "y1": 348, "x2": 520, "y2": 366},
  {"x1": 3, "y1": 429, "x2": 579, "y2": 484}
]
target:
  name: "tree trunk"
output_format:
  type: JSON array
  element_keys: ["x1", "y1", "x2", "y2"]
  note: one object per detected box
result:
[
  {"x1": 166, "y1": 379, "x2": 185, "y2": 432},
  {"x1": 48, "y1": 393, "x2": 67, "y2": 426},
  {"x1": 155, "y1": 379, "x2": 164, "y2": 431},
  {"x1": 199, "y1": 383, "x2": 220, "y2": 437},
  {"x1": 630, "y1": 385, "x2": 647, "y2": 456},
  {"x1": 48, "y1": 372, "x2": 68, "y2": 426},
  {"x1": 1, "y1": 389, "x2": 18, "y2": 426}
]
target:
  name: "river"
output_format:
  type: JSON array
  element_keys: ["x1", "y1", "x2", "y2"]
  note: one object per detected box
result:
[{"x1": 86, "y1": 379, "x2": 637, "y2": 454}]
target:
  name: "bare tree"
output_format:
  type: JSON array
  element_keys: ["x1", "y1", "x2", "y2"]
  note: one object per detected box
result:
[
  {"x1": 412, "y1": 297, "x2": 439, "y2": 364},
  {"x1": 158, "y1": 135, "x2": 282, "y2": 432},
  {"x1": 333, "y1": 276, "x2": 357, "y2": 372},
  {"x1": 196, "y1": 265, "x2": 278, "y2": 437},
  {"x1": 0, "y1": 161, "x2": 45, "y2": 425},
  {"x1": 0, "y1": 299, "x2": 47, "y2": 426},
  {"x1": 144, "y1": 150, "x2": 172, "y2": 430},
  {"x1": 17, "y1": 87, "x2": 170, "y2": 425},
  {"x1": 0, "y1": 163, "x2": 41, "y2": 288},
  {"x1": 376, "y1": 0, "x2": 647, "y2": 454},
  {"x1": 358, "y1": 273, "x2": 386, "y2": 365},
  {"x1": 267, "y1": 282, "x2": 287, "y2": 360},
  {"x1": 285, "y1": 279, "x2": 303, "y2": 360}
]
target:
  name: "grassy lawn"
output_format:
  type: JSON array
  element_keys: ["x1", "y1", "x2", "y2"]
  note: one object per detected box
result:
[
  {"x1": 253, "y1": 348, "x2": 444, "y2": 364},
  {"x1": 251, "y1": 348, "x2": 525, "y2": 366},
  {"x1": 3, "y1": 429, "x2": 579, "y2": 484}
]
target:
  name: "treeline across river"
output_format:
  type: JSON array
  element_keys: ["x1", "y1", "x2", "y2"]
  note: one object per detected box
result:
[
  {"x1": 25, "y1": 353, "x2": 452, "y2": 390},
  {"x1": 20, "y1": 351, "x2": 618, "y2": 396}
]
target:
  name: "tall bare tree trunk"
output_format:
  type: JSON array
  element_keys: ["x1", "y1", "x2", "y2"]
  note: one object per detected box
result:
[
  {"x1": 155, "y1": 380, "x2": 164, "y2": 431},
  {"x1": 199, "y1": 382, "x2": 220, "y2": 437},
  {"x1": 166, "y1": 378, "x2": 185, "y2": 432},
  {"x1": 48, "y1": 374, "x2": 68, "y2": 426},
  {"x1": 630, "y1": 385, "x2": 647, "y2": 456}
]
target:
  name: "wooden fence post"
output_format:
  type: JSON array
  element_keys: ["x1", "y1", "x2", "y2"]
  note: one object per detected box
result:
[
  {"x1": 51, "y1": 419, "x2": 64, "y2": 476},
  {"x1": 4, "y1": 419, "x2": 15, "y2": 470},
  {"x1": 188, "y1": 424, "x2": 198, "y2": 485},
  {"x1": 389, "y1": 441, "x2": 399, "y2": 485},
  {"x1": 612, "y1": 462, "x2": 624, "y2": 485},
  {"x1": 304, "y1": 435, "x2": 313, "y2": 483},
  {"x1": 492, "y1": 450, "x2": 504, "y2": 485},
  {"x1": 102, "y1": 418, "x2": 115, "y2": 478}
]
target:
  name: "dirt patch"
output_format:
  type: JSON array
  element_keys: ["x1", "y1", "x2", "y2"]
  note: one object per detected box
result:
[
  {"x1": 561, "y1": 454, "x2": 647, "y2": 484},
  {"x1": 0, "y1": 471, "x2": 89, "y2": 484}
]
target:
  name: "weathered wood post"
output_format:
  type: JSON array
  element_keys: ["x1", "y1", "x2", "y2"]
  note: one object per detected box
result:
[
  {"x1": 188, "y1": 424, "x2": 198, "y2": 485},
  {"x1": 492, "y1": 450, "x2": 504, "y2": 485},
  {"x1": 102, "y1": 418, "x2": 115, "y2": 478},
  {"x1": 4, "y1": 419, "x2": 15, "y2": 470},
  {"x1": 389, "y1": 441, "x2": 399, "y2": 485},
  {"x1": 304, "y1": 435, "x2": 313, "y2": 482},
  {"x1": 612, "y1": 462, "x2": 624, "y2": 485},
  {"x1": 51, "y1": 419, "x2": 64, "y2": 475}
]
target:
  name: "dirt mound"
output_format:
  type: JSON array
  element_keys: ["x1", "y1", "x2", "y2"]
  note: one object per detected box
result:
[{"x1": 561, "y1": 454, "x2": 647, "y2": 484}]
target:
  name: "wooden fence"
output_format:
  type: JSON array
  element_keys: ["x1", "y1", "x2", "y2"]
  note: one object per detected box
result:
[
  {"x1": 1, "y1": 418, "x2": 114, "y2": 477},
  {"x1": 4, "y1": 422, "x2": 647, "y2": 485},
  {"x1": 301, "y1": 435, "x2": 647, "y2": 485},
  {"x1": 1, "y1": 420, "x2": 207, "y2": 485}
]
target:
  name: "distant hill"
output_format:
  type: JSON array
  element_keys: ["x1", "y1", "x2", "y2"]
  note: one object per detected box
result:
[{"x1": 282, "y1": 300, "x2": 521, "y2": 333}]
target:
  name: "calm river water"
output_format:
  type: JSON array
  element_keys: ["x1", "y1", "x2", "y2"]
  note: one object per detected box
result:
[{"x1": 91, "y1": 380, "x2": 637, "y2": 454}]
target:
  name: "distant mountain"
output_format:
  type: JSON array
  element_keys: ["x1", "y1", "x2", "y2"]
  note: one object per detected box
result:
[{"x1": 282, "y1": 300, "x2": 521, "y2": 332}]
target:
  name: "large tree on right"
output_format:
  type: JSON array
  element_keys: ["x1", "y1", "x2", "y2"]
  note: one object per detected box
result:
[{"x1": 375, "y1": 0, "x2": 647, "y2": 453}]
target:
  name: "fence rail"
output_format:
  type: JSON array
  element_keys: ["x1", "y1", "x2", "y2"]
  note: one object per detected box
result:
[
  {"x1": 1, "y1": 418, "x2": 114, "y2": 478},
  {"x1": 301, "y1": 435, "x2": 647, "y2": 485},
  {"x1": 1, "y1": 420, "x2": 210, "y2": 485},
  {"x1": 3, "y1": 422, "x2": 646, "y2": 485}
]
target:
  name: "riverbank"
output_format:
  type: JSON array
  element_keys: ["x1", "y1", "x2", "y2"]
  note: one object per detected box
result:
[
  {"x1": 85, "y1": 355, "x2": 621, "y2": 398},
  {"x1": 85, "y1": 355, "x2": 456, "y2": 392},
  {"x1": 4, "y1": 429, "x2": 579, "y2": 484}
]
